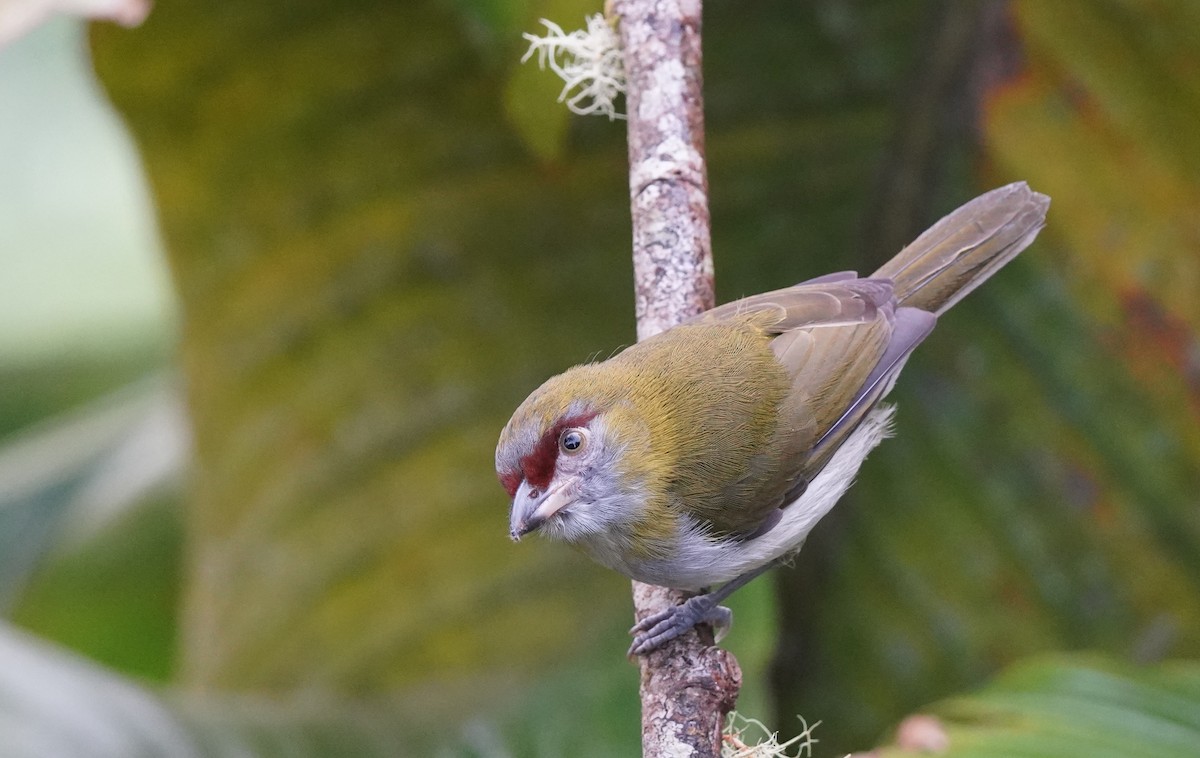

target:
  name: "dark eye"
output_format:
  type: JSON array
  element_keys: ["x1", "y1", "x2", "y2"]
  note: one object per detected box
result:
[{"x1": 559, "y1": 427, "x2": 588, "y2": 454}]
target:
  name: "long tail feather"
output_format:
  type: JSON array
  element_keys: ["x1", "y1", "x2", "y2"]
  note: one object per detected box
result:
[{"x1": 873, "y1": 182, "x2": 1050, "y2": 315}]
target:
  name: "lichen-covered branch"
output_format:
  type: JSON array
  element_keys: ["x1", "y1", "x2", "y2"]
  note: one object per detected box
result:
[
  {"x1": 612, "y1": 0, "x2": 741, "y2": 754},
  {"x1": 617, "y1": 0, "x2": 714, "y2": 342}
]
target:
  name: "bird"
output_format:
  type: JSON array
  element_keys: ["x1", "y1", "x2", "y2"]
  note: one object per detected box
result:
[{"x1": 496, "y1": 182, "x2": 1050, "y2": 656}]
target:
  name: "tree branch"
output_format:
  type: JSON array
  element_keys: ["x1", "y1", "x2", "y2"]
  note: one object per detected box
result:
[{"x1": 613, "y1": 0, "x2": 741, "y2": 754}]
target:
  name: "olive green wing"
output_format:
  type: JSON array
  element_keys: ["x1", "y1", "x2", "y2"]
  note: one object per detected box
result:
[
  {"x1": 685, "y1": 279, "x2": 931, "y2": 537},
  {"x1": 769, "y1": 302, "x2": 935, "y2": 514},
  {"x1": 689, "y1": 276, "x2": 890, "y2": 332}
]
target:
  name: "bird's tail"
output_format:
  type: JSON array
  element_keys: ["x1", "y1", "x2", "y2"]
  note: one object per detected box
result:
[{"x1": 872, "y1": 182, "x2": 1050, "y2": 316}]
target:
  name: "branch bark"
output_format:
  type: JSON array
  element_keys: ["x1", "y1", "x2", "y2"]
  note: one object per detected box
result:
[{"x1": 613, "y1": 0, "x2": 742, "y2": 754}]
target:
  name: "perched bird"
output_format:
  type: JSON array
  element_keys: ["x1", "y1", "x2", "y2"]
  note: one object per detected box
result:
[{"x1": 496, "y1": 183, "x2": 1050, "y2": 655}]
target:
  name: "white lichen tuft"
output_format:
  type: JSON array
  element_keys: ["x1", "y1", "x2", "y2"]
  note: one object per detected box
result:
[
  {"x1": 722, "y1": 713, "x2": 822, "y2": 758},
  {"x1": 521, "y1": 14, "x2": 626, "y2": 120}
]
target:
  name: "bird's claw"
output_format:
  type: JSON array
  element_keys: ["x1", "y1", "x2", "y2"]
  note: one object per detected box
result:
[{"x1": 628, "y1": 595, "x2": 732, "y2": 657}]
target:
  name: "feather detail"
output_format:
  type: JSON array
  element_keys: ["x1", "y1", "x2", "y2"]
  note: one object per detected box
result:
[{"x1": 874, "y1": 181, "x2": 1050, "y2": 315}]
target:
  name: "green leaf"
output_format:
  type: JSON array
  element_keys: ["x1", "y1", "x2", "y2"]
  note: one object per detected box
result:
[
  {"x1": 875, "y1": 656, "x2": 1200, "y2": 758},
  {"x1": 0, "y1": 379, "x2": 183, "y2": 615},
  {"x1": 0, "y1": 622, "x2": 430, "y2": 757},
  {"x1": 92, "y1": 0, "x2": 636, "y2": 699},
  {"x1": 0, "y1": 623, "x2": 199, "y2": 757},
  {"x1": 10, "y1": 496, "x2": 183, "y2": 682}
]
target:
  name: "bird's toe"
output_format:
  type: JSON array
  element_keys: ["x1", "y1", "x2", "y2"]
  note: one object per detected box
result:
[
  {"x1": 628, "y1": 595, "x2": 730, "y2": 656},
  {"x1": 629, "y1": 608, "x2": 673, "y2": 636},
  {"x1": 710, "y1": 604, "x2": 732, "y2": 643}
]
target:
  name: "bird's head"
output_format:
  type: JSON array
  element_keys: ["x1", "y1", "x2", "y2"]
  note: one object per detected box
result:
[{"x1": 496, "y1": 369, "x2": 653, "y2": 544}]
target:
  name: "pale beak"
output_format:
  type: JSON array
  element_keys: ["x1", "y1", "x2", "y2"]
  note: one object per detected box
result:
[{"x1": 510, "y1": 477, "x2": 577, "y2": 540}]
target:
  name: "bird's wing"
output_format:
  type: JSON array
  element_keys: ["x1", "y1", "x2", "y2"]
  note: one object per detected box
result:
[
  {"x1": 689, "y1": 278, "x2": 890, "y2": 331},
  {"x1": 684, "y1": 279, "x2": 931, "y2": 537},
  {"x1": 769, "y1": 305, "x2": 935, "y2": 511},
  {"x1": 758, "y1": 282, "x2": 927, "y2": 513}
]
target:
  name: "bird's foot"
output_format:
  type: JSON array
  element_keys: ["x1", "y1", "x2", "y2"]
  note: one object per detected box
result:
[{"x1": 628, "y1": 594, "x2": 732, "y2": 657}]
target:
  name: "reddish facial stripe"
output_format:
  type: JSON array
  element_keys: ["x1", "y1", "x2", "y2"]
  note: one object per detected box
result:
[{"x1": 519, "y1": 412, "x2": 597, "y2": 491}]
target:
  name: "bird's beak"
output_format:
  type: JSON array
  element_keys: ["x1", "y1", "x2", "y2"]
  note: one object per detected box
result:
[{"x1": 510, "y1": 477, "x2": 576, "y2": 541}]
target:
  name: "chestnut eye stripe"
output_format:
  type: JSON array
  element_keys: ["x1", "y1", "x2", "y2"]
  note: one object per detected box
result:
[{"x1": 519, "y1": 412, "x2": 598, "y2": 490}]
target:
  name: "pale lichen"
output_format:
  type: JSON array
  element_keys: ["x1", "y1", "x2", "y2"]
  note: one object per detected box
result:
[
  {"x1": 521, "y1": 14, "x2": 626, "y2": 120},
  {"x1": 722, "y1": 713, "x2": 822, "y2": 758}
]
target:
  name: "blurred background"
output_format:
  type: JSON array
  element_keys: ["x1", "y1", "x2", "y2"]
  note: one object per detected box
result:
[{"x1": 1, "y1": 0, "x2": 1198, "y2": 756}]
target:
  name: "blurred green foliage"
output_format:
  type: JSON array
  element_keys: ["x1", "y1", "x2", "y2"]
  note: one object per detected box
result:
[
  {"x1": 0, "y1": 347, "x2": 165, "y2": 439},
  {"x1": 1, "y1": 0, "x2": 1196, "y2": 755},
  {"x1": 876, "y1": 655, "x2": 1200, "y2": 758},
  {"x1": 11, "y1": 496, "x2": 181, "y2": 682}
]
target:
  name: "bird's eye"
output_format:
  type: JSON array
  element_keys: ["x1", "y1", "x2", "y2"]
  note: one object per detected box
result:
[{"x1": 559, "y1": 427, "x2": 588, "y2": 454}]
